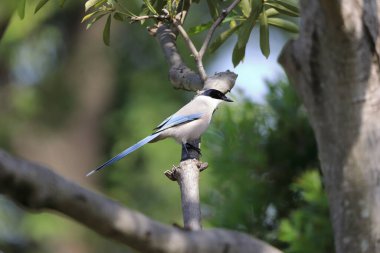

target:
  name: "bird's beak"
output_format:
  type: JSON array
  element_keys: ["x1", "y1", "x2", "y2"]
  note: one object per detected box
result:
[{"x1": 222, "y1": 94, "x2": 233, "y2": 102}]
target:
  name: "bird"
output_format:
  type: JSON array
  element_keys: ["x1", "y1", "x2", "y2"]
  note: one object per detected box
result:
[{"x1": 86, "y1": 88, "x2": 233, "y2": 176}]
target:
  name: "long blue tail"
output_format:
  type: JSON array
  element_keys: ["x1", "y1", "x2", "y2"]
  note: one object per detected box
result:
[{"x1": 86, "y1": 132, "x2": 160, "y2": 176}]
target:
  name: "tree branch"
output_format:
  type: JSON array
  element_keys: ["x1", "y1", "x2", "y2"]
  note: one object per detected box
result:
[
  {"x1": 149, "y1": 0, "x2": 239, "y2": 234},
  {"x1": 199, "y1": 0, "x2": 241, "y2": 60},
  {"x1": 166, "y1": 159, "x2": 202, "y2": 231},
  {"x1": 0, "y1": 149, "x2": 282, "y2": 253},
  {"x1": 154, "y1": 24, "x2": 204, "y2": 91},
  {"x1": 163, "y1": 72, "x2": 237, "y2": 231},
  {"x1": 173, "y1": 21, "x2": 207, "y2": 81}
]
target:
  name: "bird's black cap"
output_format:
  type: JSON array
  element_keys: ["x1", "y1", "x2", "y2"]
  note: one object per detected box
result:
[{"x1": 201, "y1": 89, "x2": 233, "y2": 102}]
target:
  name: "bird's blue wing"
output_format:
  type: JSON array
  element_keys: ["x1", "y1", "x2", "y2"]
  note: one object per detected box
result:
[
  {"x1": 154, "y1": 113, "x2": 203, "y2": 133},
  {"x1": 153, "y1": 115, "x2": 173, "y2": 130},
  {"x1": 86, "y1": 132, "x2": 161, "y2": 176}
]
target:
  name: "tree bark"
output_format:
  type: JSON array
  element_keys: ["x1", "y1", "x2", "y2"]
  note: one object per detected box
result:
[
  {"x1": 177, "y1": 159, "x2": 202, "y2": 231},
  {"x1": 0, "y1": 149, "x2": 282, "y2": 253},
  {"x1": 279, "y1": 0, "x2": 380, "y2": 252}
]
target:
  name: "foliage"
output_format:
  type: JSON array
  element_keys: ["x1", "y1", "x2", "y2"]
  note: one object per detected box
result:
[
  {"x1": 79, "y1": 0, "x2": 299, "y2": 63},
  {"x1": 202, "y1": 80, "x2": 333, "y2": 252},
  {"x1": 278, "y1": 170, "x2": 334, "y2": 253}
]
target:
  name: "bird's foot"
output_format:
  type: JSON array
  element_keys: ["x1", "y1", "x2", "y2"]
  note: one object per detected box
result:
[{"x1": 185, "y1": 143, "x2": 202, "y2": 156}]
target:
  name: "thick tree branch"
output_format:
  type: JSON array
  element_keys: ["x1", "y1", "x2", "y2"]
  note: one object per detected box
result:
[
  {"x1": 172, "y1": 0, "x2": 242, "y2": 82},
  {"x1": 0, "y1": 149, "x2": 282, "y2": 253},
  {"x1": 154, "y1": 24, "x2": 204, "y2": 91},
  {"x1": 153, "y1": 0, "x2": 241, "y2": 91}
]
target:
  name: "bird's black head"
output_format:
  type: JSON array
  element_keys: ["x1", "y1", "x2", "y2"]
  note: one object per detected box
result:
[{"x1": 201, "y1": 89, "x2": 233, "y2": 102}]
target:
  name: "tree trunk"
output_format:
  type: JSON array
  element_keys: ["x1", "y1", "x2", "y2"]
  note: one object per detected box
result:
[{"x1": 279, "y1": 1, "x2": 380, "y2": 252}]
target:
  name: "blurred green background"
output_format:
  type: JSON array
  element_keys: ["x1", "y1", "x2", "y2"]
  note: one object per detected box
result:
[{"x1": 0, "y1": 1, "x2": 334, "y2": 252}]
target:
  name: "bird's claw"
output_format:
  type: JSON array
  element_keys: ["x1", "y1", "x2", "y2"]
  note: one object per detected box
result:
[{"x1": 185, "y1": 143, "x2": 202, "y2": 156}]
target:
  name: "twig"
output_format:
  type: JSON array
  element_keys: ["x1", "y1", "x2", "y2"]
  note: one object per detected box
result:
[
  {"x1": 176, "y1": 0, "x2": 191, "y2": 24},
  {"x1": 199, "y1": 0, "x2": 242, "y2": 60},
  {"x1": 174, "y1": 22, "x2": 199, "y2": 60},
  {"x1": 130, "y1": 13, "x2": 170, "y2": 23},
  {"x1": 173, "y1": 21, "x2": 207, "y2": 81},
  {"x1": 130, "y1": 15, "x2": 158, "y2": 22}
]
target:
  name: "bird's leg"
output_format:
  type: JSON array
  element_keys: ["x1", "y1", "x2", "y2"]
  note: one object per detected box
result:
[
  {"x1": 182, "y1": 143, "x2": 189, "y2": 155},
  {"x1": 181, "y1": 140, "x2": 200, "y2": 161},
  {"x1": 185, "y1": 143, "x2": 202, "y2": 155}
]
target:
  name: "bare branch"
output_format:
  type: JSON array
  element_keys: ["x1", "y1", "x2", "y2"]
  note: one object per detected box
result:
[
  {"x1": 0, "y1": 149, "x2": 282, "y2": 253},
  {"x1": 174, "y1": 22, "x2": 200, "y2": 61},
  {"x1": 130, "y1": 15, "x2": 159, "y2": 22},
  {"x1": 130, "y1": 12, "x2": 170, "y2": 23},
  {"x1": 173, "y1": 21, "x2": 207, "y2": 81},
  {"x1": 199, "y1": 0, "x2": 242, "y2": 60},
  {"x1": 176, "y1": 0, "x2": 192, "y2": 24}
]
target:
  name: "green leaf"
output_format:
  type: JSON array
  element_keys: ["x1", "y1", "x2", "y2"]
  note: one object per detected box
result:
[
  {"x1": 267, "y1": 17, "x2": 299, "y2": 33},
  {"x1": 86, "y1": 13, "x2": 108, "y2": 29},
  {"x1": 278, "y1": 219, "x2": 299, "y2": 242},
  {"x1": 153, "y1": 0, "x2": 166, "y2": 11},
  {"x1": 82, "y1": 11, "x2": 100, "y2": 23},
  {"x1": 143, "y1": 0, "x2": 158, "y2": 14},
  {"x1": 210, "y1": 23, "x2": 242, "y2": 53},
  {"x1": 264, "y1": 1, "x2": 299, "y2": 17},
  {"x1": 103, "y1": 14, "x2": 111, "y2": 46},
  {"x1": 293, "y1": 171, "x2": 323, "y2": 203},
  {"x1": 272, "y1": 0, "x2": 299, "y2": 14},
  {"x1": 60, "y1": 0, "x2": 66, "y2": 7},
  {"x1": 113, "y1": 12, "x2": 128, "y2": 21},
  {"x1": 264, "y1": 7, "x2": 279, "y2": 17},
  {"x1": 17, "y1": 0, "x2": 26, "y2": 19},
  {"x1": 239, "y1": 0, "x2": 251, "y2": 17},
  {"x1": 232, "y1": 0, "x2": 263, "y2": 66},
  {"x1": 94, "y1": 0, "x2": 107, "y2": 9},
  {"x1": 188, "y1": 22, "x2": 212, "y2": 35},
  {"x1": 35, "y1": 0, "x2": 49, "y2": 14},
  {"x1": 207, "y1": 0, "x2": 219, "y2": 20},
  {"x1": 259, "y1": 7, "x2": 270, "y2": 58},
  {"x1": 85, "y1": 0, "x2": 105, "y2": 12}
]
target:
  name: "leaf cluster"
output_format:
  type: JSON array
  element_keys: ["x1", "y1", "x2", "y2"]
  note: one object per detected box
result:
[
  {"x1": 80, "y1": 0, "x2": 299, "y2": 64},
  {"x1": 14, "y1": 0, "x2": 300, "y2": 65},
  {"x1": 278, "y1": 171, "x2": 334, "y2": 253},
  {"x1": 17, "y1": 0, "x2": 66, "y2": 19}
]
